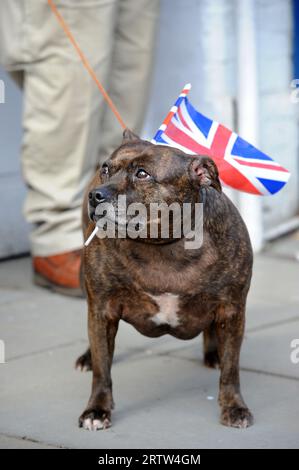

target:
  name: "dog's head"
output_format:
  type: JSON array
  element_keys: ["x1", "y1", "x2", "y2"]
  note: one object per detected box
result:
[{"x1": 88, "y1": 129, "x2": 221, "y2": 241}]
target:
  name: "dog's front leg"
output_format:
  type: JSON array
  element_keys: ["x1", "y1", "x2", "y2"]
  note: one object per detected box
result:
[
  {"x1": 215, "y1": 303, "x2": 253, "y2": 428},
  {"x1": 79, "y1": 301, "x2": 119, "y2": 431},
  {"x1": 203, "y1": 322, "x2": 220, "y2": 369}
]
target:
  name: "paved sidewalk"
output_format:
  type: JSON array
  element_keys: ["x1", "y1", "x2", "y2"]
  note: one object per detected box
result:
[{"x1": 0, "y1": 236, "x2": 299, "y2": 449}]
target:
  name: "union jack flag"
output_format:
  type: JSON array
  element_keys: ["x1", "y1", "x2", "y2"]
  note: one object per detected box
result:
[{"x1": 152, "y1": 84, "x2": 290, "y2": 195}]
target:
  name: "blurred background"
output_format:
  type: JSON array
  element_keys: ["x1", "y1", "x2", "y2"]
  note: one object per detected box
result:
[{"x1": 0, "y1": 0, "x2": 299, "y2": 258}]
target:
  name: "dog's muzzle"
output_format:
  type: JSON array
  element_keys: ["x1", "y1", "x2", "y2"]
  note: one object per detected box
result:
[{"x1": 88, "y1": 186, "x2": 114, "y2": 221}]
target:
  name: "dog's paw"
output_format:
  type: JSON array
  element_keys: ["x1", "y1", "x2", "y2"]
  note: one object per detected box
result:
[
  {"x1": 220, "y1": 406, "x2": 253, "y2": 429},
  {"x1": 79, "y1": 409, "x2": 111, "y2": 431},
  {"x1": 75, "y1": 349, "x2": 92, "y2": 372},
  {"x1": 203, "y1": 350, "x2": 220, "y2": 369}
]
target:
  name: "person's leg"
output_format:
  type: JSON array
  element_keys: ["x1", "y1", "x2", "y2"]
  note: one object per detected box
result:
[
  {"x1": 21, "y1": 0, "x2": 118, "y2": 256},
  {"x1": 98, "y1": 0, "x2": 160, "y2": 163}
]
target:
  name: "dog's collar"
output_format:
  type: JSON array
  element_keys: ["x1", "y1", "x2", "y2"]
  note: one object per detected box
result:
[{"x1": 199, "y1": 187, "x2": 207, "y2": 204}]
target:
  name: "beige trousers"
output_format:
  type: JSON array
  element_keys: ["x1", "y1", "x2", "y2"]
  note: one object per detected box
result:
[{"x1": 0, "y1": 0, "x2": 159, "y2": 255}]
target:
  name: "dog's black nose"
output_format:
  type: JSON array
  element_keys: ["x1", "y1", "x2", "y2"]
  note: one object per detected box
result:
[
  {"x1": 88, "y1": 185, "x2": 116, "y2": 207},
  {"x1": 88, "y1": 189, "x2": 106, "y2": 206}
]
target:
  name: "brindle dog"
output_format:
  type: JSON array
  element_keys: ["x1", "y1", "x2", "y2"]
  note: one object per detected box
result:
[{"x1": 76, "y1": 128, "x2": 253, "y2": 430}]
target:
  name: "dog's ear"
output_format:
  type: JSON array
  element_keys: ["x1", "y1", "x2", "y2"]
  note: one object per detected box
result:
[
  {"x1": 122, "y1": 128, "x2": 140, "y2": 143},
  {"x1": 188, "y1": 156, "x2": 222, "y2": 192}
]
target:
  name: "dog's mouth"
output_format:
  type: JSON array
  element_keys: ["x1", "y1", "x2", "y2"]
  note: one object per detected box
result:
[
  {"x1": 88, "y1": 199, "x2": 197, "y2": 244},
  {"x1": 99, "y1": 215, "x2": 128, "y2": 227},
  {"x1": 88, "y1": 207, "x2": 96, "y2": 222},
  {"x1": 89, "y1": 203, "x2": 150, "y2": 234},
  {"x1": 89, "y1": 203, "x2": 128, "y2": 228}
]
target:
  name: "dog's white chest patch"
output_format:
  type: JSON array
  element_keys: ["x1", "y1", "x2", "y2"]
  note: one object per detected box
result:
[{"x1": 149, "y1": 293, "x2": 180, "y2": 328}]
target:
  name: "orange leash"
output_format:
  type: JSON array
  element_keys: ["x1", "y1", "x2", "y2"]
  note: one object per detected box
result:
[{"x1": 47, "y1": 0, "x2": 127, "y2": 130}]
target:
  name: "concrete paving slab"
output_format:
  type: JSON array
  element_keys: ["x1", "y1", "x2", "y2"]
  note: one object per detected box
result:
[
  {"x1": 249, "y1": 255, "x2": 299, "y2": 307},
  {"x1": 241, "y1": 320, "x2": 299, "y2": 379},
  {"x1": 264, "y1": 230, "x2": 299, "y2": 261},
  {"x1": 0, "y1": 343, "x2": 298, "y2": 449},
  {"x1": 246, "y1": 301, "x2": 298, "y2": 332},
  {"x1": 0, "y1": 257, "x2": 33, "y2": 291},
  {"x1": 0, "y1": 288, "x2": 35, "y2": 306},
  {"x1": 0, "y1": 291, "x2": 86, "y2": 361},
  {"x1": 166, "y1": 322, "x2": 299, "y2": 379}
]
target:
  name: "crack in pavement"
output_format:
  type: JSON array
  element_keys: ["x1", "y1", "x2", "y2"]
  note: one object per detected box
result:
[
  {"x1": 0, "y1": 432, "x2": 67, "y2": 449},
  {"x1": 239, "y1": 367, "x2": 299, "y2": 382},
  {"x1": 246, "y1": 315, "x2": 299, "y2": 333},
  {"x1": 6, "y1": 338, "x2": 87, "y2": 363},
  {"x1": 262, "y1": 251, "x2": 299, "y2": 264},
  {"x1": 153, "y1": 351, "x2": 299, "y2": 382}
]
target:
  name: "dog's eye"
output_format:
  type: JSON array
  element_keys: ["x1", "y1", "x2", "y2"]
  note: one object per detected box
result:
[
  {"x1": 136, "y1": 169, "x2": 151, "y2": 180},
  {"x1": 101, "y1": 163, "x2": 109, "y2": 176}
]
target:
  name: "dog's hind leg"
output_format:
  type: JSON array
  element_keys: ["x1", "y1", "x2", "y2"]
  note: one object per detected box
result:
[
  {"x1": 215, "y1": 303, "x2": 253, "y2": 428},
  {"x1": 203, "y1": 322, "x2": 220, "y2": 369},
  {"x1": 75, "y1": 348, "x2": 92, "y2": 372}
]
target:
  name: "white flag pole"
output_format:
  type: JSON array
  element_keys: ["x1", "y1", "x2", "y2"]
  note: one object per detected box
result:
[
  {"x1": 151, "y1": 83, "x2": 192, "y2": 144},
  {"x1": 84, "y1": 225, "x2": 99, "y2": 247}
]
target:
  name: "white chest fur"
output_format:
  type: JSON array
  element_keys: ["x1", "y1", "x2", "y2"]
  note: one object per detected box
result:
[{"x1": 149, "y1": 293, "x2": 180, "y2": 328}]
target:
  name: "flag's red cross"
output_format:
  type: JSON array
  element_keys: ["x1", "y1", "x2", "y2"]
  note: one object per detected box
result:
[{"x1": 167, "y1": 118, "x2": 261, "y2": 195}]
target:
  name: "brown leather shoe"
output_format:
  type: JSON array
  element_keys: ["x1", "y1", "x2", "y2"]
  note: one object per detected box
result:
[{"x1": 33, "y1": 250, "x2": 83, "y2": 297}]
